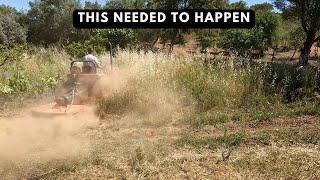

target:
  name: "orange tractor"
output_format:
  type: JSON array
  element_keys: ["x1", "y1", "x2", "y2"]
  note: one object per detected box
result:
[{"x1": 32, "y1": 44, "x2": 116, "y2": 117}]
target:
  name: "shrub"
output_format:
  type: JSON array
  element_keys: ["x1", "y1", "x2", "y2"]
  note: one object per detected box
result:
[
  {"x1": 0, "y1": 47, "x2": 68, "y2": 98},
  {"x1": 66, "y1": 41, "x2": 105, "y2": 58},
  {"x1": 0, "y1": 83, "x2": 13, "y2": 94},
  {"x1": 66, "y1": 29, "x2": 137, "y2": 58},
  {"x1": 260, "y1": 63, "x2": 320, "y2": 102},
  {"x1": 8, "y1": 71, "x2": 30, "y2": 92},
  {"x1": 0, "y1": 14, "x2": 26, "y2": 47}
]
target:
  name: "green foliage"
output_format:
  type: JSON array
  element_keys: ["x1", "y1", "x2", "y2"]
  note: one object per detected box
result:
[
  {"x1": 251, "y1": 2, "x2": 274, "y2": 12},
  {"x1": 66, "y1": 41, "x2": 104, "y2": 58},
  {"x1": 0, "y1": 83, "x2": 13, "y2": 94},
  {"x1": 195, "y1": 29, "x2": 220, "y2": 53},
  {"x1": 84, "y1": 1, "x2": 102, "y2": 9},
  {"x1": 230, "y1": 0, "x2": 247, "y2": 9},
  {"x1": 92, "y1": 29, "x2": 137, "y2": 51},
  {"x1": 287, "y1": 26, "x2": 305, "y2": 49},
  {"x1": 171, "y1": 60, "x2": 263, "y2": 111},
  {"x1": 159, "y1": 29, "x2": 186, "y2": 46},
  {"x1": 185, "y1": 111, "x2": 229, "y2": 128},
  {"x1": 176, "y1": 132, "x2": 245, "y2": 149},
  {"x1": 274, "y1": 0, "x2": 320, "y2": 63},
  {"x1": 27, "y1": 0, "x2": 82, "y2": 45},
  {"x1": 172, "y1": 59, "x2": 320, "y2": 112},
  {"x1": 256, "y1": 11, "x2": 281, "y2": 47},
  {"x1": 276, "y1": 20, "x2": 305, "y2": 50},
  {"x1": 0, "y1": 14, "x2": 26, "y2": 47},
  {"x1": 261, "y1": 63, "x2": 320, "y2": 102},
  {"x1": 0, "y1": 5, "x2": 17, "y2": 17},
  {"x1": 66, "y1": 29, "x2": 137, "y2": 57},
  {"x1": 0, "y1": 44, "x2": 26, "y2": 67},
  {"x1": 66, "y1": 42, "x2": 89, "y2": 58},
  {"x1": 219, "y1": 29, "x2": 265, "y2": 56},
  {"x1": 218, "y1": 11, "x2": 280, "y2": 56},
  {"x1": 41, "y1": 76, "x2": 59, "y2": 88},
  {"x1": 0, "y1": 46, "x2": 68, "y2": 98},
  {"x1": 8, "y1": 71, "x2": 30, "y2": 92},
  {"x1": 106, "y1": 0, "x2": 147, "y2": 9},
  {"x1": 2, "y1": 68, "x2": 64, "y2": 95}
]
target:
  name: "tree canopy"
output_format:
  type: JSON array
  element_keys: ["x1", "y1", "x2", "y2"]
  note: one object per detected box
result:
[
  {"x1": 0, "y1": 14, "x2": 26, "y2": 47},
  {"x1": 27, "y1": 0, "x2": 81, "y2": 45},
  {"x1": 0, "y1": 0, "x2": 319, "y2": 63}
]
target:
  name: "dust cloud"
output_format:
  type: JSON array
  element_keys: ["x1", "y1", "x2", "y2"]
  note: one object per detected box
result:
[
  {"x1": 95, "y1": 52, "x2": 186, "y2": 122},
  {"x1": 0, "y1": 51, "x2": 184, "y2": 175},
  {"x1": 0, "y1": 106, "x2": 98, "y2": 161}
]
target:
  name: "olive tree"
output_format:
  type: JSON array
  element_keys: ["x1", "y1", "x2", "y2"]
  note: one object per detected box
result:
[
  {"x1": 274, "y1": 0, "x2": 320, "y2": 65},
  {"x1": 218, "y1": 8, "x2": 280, "y2": 58},
  {"x1": 0, "y1": 14, "x2": 26, "y2": 47}
]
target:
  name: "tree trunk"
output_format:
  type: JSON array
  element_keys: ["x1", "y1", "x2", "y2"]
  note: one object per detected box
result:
[
  {"x1": 290, "y1": 47, "x2": 297, "y2": 61},
  {"x1": 299, "y1": 31, "x2": 316, "y2": 65},
  {"x1": 168, "y1": 42, "x2": 174, "y2": 57},
  {"x1": 271, "y1": 48, "x2": 276, "y2": 61},
  {"x1": 150, "y1": 36, "x2": 159, "y2": 52}
]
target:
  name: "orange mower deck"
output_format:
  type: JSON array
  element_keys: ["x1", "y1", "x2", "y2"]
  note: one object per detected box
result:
[{"x1": 31, "y1": 104, "x2": 85, "y2": 117}]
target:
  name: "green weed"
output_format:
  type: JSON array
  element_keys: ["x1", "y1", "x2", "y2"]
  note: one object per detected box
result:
[{"x1": 175, "y1": 132, "x2": 245, "y2": 149}]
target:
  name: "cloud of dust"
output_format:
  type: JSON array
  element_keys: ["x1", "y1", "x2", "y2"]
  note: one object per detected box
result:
[
  {"x1": 96, "y1": 51, "x2": 186, "y2": 121},
  {"x1": 0, "y1": 106, "x2": 98, "y2": 162}
]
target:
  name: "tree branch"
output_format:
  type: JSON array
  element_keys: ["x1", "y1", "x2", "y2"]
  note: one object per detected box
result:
[
  {"x1": 300, "y1": 2, "x2": 308, "y2": 32},
  {"x1": 314, "y1": 36, "x2": 320, "y2": 43}
]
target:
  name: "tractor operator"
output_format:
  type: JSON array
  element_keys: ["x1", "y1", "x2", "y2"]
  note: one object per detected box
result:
[{"x1": 83, "y1": 48, "x2": 102, "y2": 68}]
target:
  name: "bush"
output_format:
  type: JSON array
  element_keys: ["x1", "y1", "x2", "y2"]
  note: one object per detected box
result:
[
  {"x1": 260, "y1": 63, "x2": 320, "y2": 102},
  {"x1": 8, "y1": 71, "x2": 30, "y2": 92},
  {"x1": 0, "y1": 44, "x2": 27, "y2": 67},
  {"x1": 0, "y1": 47, "x2": 68, "y2": 97},
  {"x1": 66, "y1": 41, "x2": 104, "y2": 58},
  {"x1": 218, "y1": 11, "x2": 280, "y2": 57},
  {"x1": 66, "y1": 29, "x2": 137, "y2": 58},
  {"x1": 0, "y1": 14, "x2": 26, "y2": 47}
]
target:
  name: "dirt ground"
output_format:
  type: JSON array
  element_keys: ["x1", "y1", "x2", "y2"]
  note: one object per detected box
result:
[{"x1": 0, "y1": 103, "x2": 319, "y2": 179}]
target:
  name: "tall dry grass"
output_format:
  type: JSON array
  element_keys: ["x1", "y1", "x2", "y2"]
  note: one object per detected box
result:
[
  {"x1": 96, "y1": 51, "x2": 320, "y2": 117},
  {"x1": 96, "y1": 52, "x2": 259, "y2": 117}
]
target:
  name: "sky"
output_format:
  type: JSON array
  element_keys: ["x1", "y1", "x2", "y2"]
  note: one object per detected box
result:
[{"x1": 0, "y1": 0, "x2": 272, "y2": 11}]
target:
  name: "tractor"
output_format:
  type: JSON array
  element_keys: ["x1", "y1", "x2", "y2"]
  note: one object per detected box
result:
[{"x1": 31, "y1": 44, "x2": 116, "y2": 117}]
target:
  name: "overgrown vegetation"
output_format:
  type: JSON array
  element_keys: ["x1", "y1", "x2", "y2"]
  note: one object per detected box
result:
[
  {"x1": 0, "y1": 47, "x2": 68, "y2": 110},
  {"x1": 1, "y1": 0, "x2": 320, "y2": 179},
  {"x1": 91, "y1": 51, "x2": 320, "y2": 179}
]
